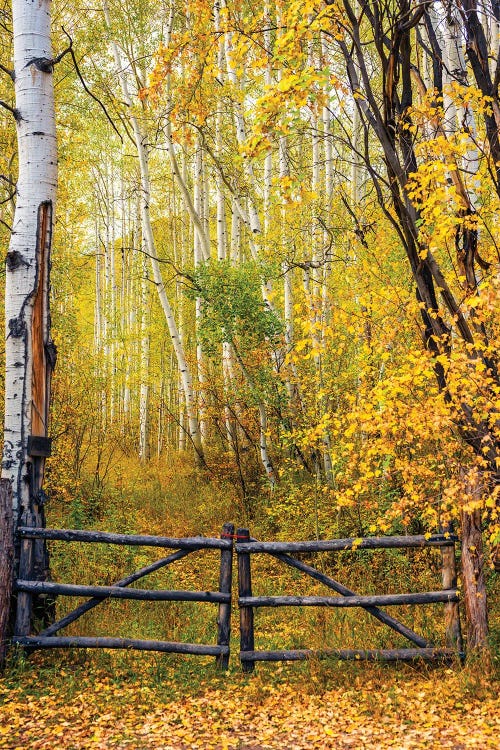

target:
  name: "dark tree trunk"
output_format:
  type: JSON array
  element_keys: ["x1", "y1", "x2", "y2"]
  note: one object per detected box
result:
[
  {"x1": 0, "y1": 480, "x2": 14, "y2": 669},
  {"x1": 461, "y1": 506, "x2": 489, "y2": 651}
]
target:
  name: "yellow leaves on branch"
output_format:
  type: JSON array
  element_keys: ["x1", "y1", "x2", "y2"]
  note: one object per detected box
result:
[{"x1": 286, "y1": 280, "x2": 500, "y2": 541}]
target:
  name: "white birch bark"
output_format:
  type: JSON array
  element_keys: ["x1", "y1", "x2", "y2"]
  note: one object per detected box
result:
[
  {"x1": 103, "y1": 1, "x2": 205, "y2": 465},
  {"x1": 3, "y1": 0, "x2": 57, "y2": 516},
  {"x1": 138, "y1": 250, "x2": 150, "y2": 462},
  {"x1": 214, "y1": 0, "x2": 227, "y2": 260},
  {"x1": 230, "y1": 196, "x2": 241, "y2": 262},
  {"x1": 94, "y1": 218, "x2": 103, "y2": 356},
  {"x1": 194, "y1": 135, "x2": 208, "y2": 443},
  {"x1": 442, "y1": 6, "x2": 480, "y2": 210}
]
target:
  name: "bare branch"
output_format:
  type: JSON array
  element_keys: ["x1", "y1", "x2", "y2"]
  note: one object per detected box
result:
[
  {"x1": 0, "y1": 99, "x2": 20, "y2": 120},
  {"x1": 61, "y1": 27, "x2": 123, "y2": 143},
  {"x1": 0, "y1": 218, "x2": 13, "y2": 232},
  {"x1": 0, "y1": 62, "x2": 14, "y2": 80}
]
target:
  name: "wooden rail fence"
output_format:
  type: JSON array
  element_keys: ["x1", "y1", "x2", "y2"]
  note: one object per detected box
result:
[
  {"x1": 9, "y1": 520, "x2": 465, "y2": 669},
  {"x1": 235, "y1": 528, "x2": 464, "y2": 671},
  {"x1": 12, "y1": 522, "x2": 235, "y2": 669}
]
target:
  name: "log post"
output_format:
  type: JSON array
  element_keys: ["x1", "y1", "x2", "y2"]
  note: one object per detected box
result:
[
  {"x1": 0, "y1": 480, "x2": 14, "y2": 669},
  {"x1": 216, "y1": 522, "x2": 234, "y2": 670},
  {"x1": 237, "y1": 528, "x2": 254, "y2": 673},
  {"x1": 459, "y1": 468, "x2": 489, "y2": 652},
  {"x1": 14, "y1": 510, "x2": 35, "y2": 638},
  {"x1": 441, "y1": 532, "x2": 463, "y2": 654},
  {"x1": 461, "y1": 507, "x2": 488, "y2": 651}
]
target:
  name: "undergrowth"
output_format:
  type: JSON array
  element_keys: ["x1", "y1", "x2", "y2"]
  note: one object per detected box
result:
[{"x1": 5, "y1": 451, "x2": 499, "y2": 698}]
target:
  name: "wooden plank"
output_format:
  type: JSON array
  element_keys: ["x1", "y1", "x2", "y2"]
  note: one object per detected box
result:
[
  {"x1": 15, "y1": 580, "x2": 230, "y2": 603},
  {"x1": 266, "y1": 548, "x2": 431, "y2": 648},
  {"x1": 14, "y1": 511, "x2": 36, "y2": 637},
  {"x1": 216, "y1": 523, "x2": 234, "y2": 670},
  {"x1": 38, "y1": 549, "x2": 193, "y2": 637},
  {"x1": 13, "y1": 636, "x2": 228, "y2": 656},
  {"x1": 239, "y1": 590, "x2": 458, "y2": 607},
  {"x1": 0, "y1": 481, "x2": 14, "y2": 669},
  {"x1": 240, "y1": 648, "x2": 463, "y2": 662},
  {"x1": 236, "y1": 535, "x2": 456, "y2": 554},
  {"x1": 238, "y1": 528, "x2": 254, "y2": 673},
  {"x1": 441, "y1": 538, "x2": 463, "y2": 651},
  {"x1": 17, "y1": 527, "x2": 232, "y2": 550}
]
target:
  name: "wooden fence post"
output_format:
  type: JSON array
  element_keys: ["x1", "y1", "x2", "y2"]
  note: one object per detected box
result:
[
  {"x1": 442, "y1": 536, "x2": 463, "y2": 654},
  {"x1": 0, "y1": 480, "x2": 14, "y2": 669},
  {"x1": 237, "y1": 527, "x2": 254, "y2": 673},
  {"x1": 14, "y1": 509, "x2": 36, "y2": 638},
  {"x1": 216, "y1": 522, "x2": 234, "y2": 670}
]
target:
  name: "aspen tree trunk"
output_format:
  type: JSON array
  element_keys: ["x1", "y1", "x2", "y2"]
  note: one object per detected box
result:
[
  {"x1": 306, "y1": 34, "x2": 334, "y2": 485},
  {"x1": 442, "y1": 7, "x2": 480, "y2": 209},
  {"x1": 104, "y1": 2, "x2": 205, "y2": 466},
  {"x1": 193, "y1": 136, "x2": 208, "y2": 444},
  {"x1": 138, "y1": 251, "x2": 150, "y2": 462},
  {"x1": 3, "y1": 0, "x2": 57, "y2": 530},
  {"x1": 214, "y1": 0, "x2": 237, "y2": 447},
  {"x1": 174, "y1": 180, "x2": 187, "y2": 453},
  {"x1": 94, "y1": 218, "x2": 103, "y2": 357},
  {"x1": 230, "y1": 196, "x2": 241, "y2": 262},
  {"x1": 213, "y1": 0, "x2": 227, "y2": 267}
]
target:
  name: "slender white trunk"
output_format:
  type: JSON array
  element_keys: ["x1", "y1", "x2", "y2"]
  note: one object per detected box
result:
[
  {"x1": 104, "y1": 2, "x2": 205, "y2": 465},
  {"x1": 230, "y1": 196, "x2": 241, "y2": 262},
  {"x1": 234, "y1": 347, "x2": 276, "y2": 486},
  {"x1": 94, "y1": 218, "x2": 102, "y2": 355},
  {"x1": 3, "y1": 0, "x2": 57, "y2": 517},
  {"x1": 138, "y1": 251, "x2": 150, "y2": 462},
  {"x1": 443, "y1": 7, "x2": 480, "y2": 210},
  {"x1": 213, "y1": 0, "x2": 227, "y2": 264}
]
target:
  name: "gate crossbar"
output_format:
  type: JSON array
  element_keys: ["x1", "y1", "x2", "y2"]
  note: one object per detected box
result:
[
  {"x1": 236, "y1": 530, "x2": 463, "y2": 670},
  {"x1": 14, "y1": 522, "x2": 235, "y2": 667},
  {"x1": 38, "y1": 548, "x2": 192, "y2": 637},
  {"x1": 259, "y1": 547, "x2": 431, "y2": 648}
]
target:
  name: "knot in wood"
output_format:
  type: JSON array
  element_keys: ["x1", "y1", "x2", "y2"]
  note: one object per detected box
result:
[
  {"x1": 9, "y1": 316, "x2": 26, "y2": 338},
  {"x1": 25, "y1": 57, "x2": 54, "y2": 73}
]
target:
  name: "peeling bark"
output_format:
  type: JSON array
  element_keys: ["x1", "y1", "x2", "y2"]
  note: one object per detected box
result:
[
  {"x1": 460, "y1": 470, "x2": 489, "y2": 652},
  {"x1": 3, "y1": 0, "x2": 57, "y2": 521}
]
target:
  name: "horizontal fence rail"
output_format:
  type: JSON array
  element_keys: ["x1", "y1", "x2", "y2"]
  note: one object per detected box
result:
[
  {"x1": 240, "y1": 648, "x2": 460, "y2": 663},
  {"x1": 235, "y1": 528, "x2": 464, "y2": 671},
  {"x1": 13, "y1": 522, "x2": 465, "y2": 671},
  {"x1": 17, "y1": 527, "x2": 232, "y2": 550},
  {"x1": 16, "y1": 581, "x2": 231, "y2": 603},
  {"x1": 235, "y1": 535, "x2": 457, "y2": 554},
  {"x1": 238, "y1": 591, "x2": 459, "y2": 608},
  {"x1": 12, "y1": 636, "x2": 229, "y2": 657},
  {"x1": 14, "y1": 522, "x2": 235, "y2": 668}
]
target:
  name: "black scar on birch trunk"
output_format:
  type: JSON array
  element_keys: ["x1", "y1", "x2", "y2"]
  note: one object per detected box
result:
[
  {"x1": 13, "y1": 201, "x2": 57, "y2": 632},
  {"x1": 30, "y1": 201, "x2": 56, "y2": 628}
]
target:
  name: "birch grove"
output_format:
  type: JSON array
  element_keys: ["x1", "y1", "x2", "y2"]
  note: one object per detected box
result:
[{"x1": 3, "y1": 0, "x2": 500, "y2": 646}]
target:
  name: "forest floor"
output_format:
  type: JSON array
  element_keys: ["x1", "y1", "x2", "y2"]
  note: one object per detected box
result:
[
  {"x1": 0, "y1": 653, "x2": 499, "y2": 749},
  {"x1": 2, "y1": 461, "x2": 499, "y2": 748}
]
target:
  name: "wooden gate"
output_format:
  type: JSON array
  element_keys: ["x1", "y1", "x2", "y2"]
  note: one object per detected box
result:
[
  {"x1": 235, "y1": 528, "x2": 464, "y2": 672},
  {"x1": 13, "y1": 522, "x2": 234, "y2": 668},
  {"x1": 11, "y1": 522, "x2": 465, "y2": 669}
]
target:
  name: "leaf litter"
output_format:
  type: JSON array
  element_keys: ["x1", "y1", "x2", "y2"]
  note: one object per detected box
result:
[{"x1": 0, "y1": 660, "x2": 499, "y2": 749}]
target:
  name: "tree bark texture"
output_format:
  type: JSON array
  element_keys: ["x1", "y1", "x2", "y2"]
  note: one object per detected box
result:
[
  {"x1": 461, "y1": 507, "x2": 489, "y2": 650},
  {"x1": 0, "y1": 481, "x2": 14, "y2": 668},
  {"x1": 3, "y1": 0, "x2": 57, "y2": 519}
]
